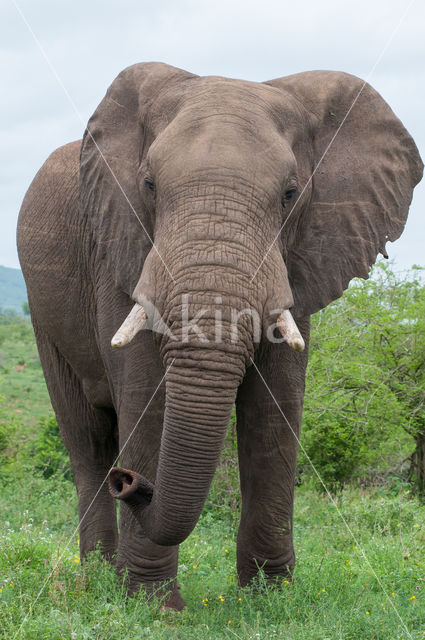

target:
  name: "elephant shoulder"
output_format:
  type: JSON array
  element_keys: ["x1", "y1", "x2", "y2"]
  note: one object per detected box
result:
[
  {"x1": 17, "y1": 139, "x2": 96, "y2": 363},
  {"x1": 18, "y1": 139, "x2": 85, "y2": 302},
  {"x1": 18, "y1": 140, "x2": 82, "y2": 250},
  {"x1": 40, "y1": 139, "x2": 81, "y2": 187}
]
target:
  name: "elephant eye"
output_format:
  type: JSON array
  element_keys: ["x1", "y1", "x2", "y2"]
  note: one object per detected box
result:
[
  {"x1": 144, "y1": 178, "x2": 155, "y2": 192},
  {"x1": 286, "y1": 188, "x2": 297, "y2": 199},
  {"x1": 282, "y1": 188, "x2": 297, "y2": 207}
]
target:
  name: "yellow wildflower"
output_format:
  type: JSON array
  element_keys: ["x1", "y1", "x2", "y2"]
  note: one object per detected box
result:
[
  {"x1": 410, "y1": 596, "x2": 416, "y2": 600},
  {"x1": 366, "y1": 611, "x2": 370, "y2": 615}
]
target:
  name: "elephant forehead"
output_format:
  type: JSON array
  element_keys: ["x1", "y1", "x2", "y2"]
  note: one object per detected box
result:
[
  {"x1": 150, "y1": 124, "x2": 296, "y2": 193},
  {"x1": 148, "y1": 76, "x2": 305, "y2": 139}
]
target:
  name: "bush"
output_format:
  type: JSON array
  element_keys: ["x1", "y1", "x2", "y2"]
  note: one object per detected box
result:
[
  {"x1": 300, "y1": 412, "x2": 363, "y2": 492},
  {"x1": 301, "y1": 263, "x2": 424, "y2": 493},
  {"x1": 30, "y1": 415, "x2": 72, "y2": 480},
  {"x1": 0, "y1": 321, "x2": 33, "y2": 347}
]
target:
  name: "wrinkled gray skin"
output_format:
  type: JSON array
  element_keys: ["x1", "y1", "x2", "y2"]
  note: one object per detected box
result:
[{"x1": 17, "y1": 63, "x2": 422, "y2": 610}]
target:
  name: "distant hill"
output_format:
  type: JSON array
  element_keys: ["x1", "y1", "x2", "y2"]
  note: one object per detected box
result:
[{"x1": 0, "y1": 265, "x2": 27, "y2": 314}]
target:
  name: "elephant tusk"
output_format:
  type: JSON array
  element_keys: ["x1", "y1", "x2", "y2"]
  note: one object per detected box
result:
[
  {"x1": 277, "y1": 310, "x2": 305, "y2": 352},
  {"x1": 111, "y1": 303, "x2": 147, "y2": 348}
]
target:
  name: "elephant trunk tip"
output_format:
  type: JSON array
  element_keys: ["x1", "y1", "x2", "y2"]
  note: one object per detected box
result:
[
  {"x1": 108, "y1": 467, "x2": 154, "y2": 508},
  {"x1": 108, "y1": 467, "x2": 188, "y2": 546}
]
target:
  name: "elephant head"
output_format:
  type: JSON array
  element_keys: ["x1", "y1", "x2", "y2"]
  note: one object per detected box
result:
[{"x1": 79, "y1": 63, "x2": 422, "y2": 546}]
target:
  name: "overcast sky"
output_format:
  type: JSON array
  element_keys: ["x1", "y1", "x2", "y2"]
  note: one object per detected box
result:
[{"x1": 1, "y1": 0, "x2": 424, "y2": 271}]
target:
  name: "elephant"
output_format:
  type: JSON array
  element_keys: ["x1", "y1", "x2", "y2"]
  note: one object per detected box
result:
[{"x1": 17, "y1": 62, "x2": 422, "y2": 610}]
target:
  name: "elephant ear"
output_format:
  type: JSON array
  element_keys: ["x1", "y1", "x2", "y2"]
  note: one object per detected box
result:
[
  {"x1": 266, "y1": 71, "x2": 423, "y2": 317},
  {"x1": 80, "y1": 62, "x2": 197, "y2": 295}
]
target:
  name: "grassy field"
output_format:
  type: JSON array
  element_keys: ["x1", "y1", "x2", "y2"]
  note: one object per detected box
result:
[
  {"x1": 0, "y1": 320, "x2": 51, "y2": 426},
  {"x1": 1, "y1": 320, "x2": 425, "y2": 639}
]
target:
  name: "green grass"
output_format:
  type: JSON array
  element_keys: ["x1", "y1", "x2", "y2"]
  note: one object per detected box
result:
[
  {"x1": 0, "y1": 321, "x2": 51, "y2": 428},
  {"x1": 1, "y1": 478, "x2": 425, "y2": 639},
  {"x1": 1, "y1": 320, "x2": 425, "y2": 639}
]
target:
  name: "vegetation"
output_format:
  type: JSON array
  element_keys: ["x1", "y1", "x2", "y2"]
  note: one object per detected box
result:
[
  {"x1": 302, "y1": 263, "x2": 425, "y2": 494},
  {"x1": 2, "y1": 475, "x2": 425, "y2": 639},
  {"x1": 1, "y1": 263, "x2": 425, "y2": 638}
]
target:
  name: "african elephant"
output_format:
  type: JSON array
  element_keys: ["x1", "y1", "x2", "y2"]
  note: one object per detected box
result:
[{"x1": 17, "y1": 62, "x2": 422, "y2": 610}]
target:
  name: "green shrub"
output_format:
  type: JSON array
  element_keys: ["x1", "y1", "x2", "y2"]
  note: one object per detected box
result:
[
  {"x1": 31, "y1": 415, "x2": 72, "y2": 480},
  {"x1": 300, "y1": 412, "x2": 363, "y2": 492},
  {"x1": 0, "y1": 321, "x2": 33, "y2": 347},
  {"x1": 301, "y1": 264, "x2": 424, "y2": 492}
]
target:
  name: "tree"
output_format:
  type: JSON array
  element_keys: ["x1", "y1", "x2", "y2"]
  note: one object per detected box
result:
[{"x1": 301, "y1": 262, "x2": 425, "y2": 495}]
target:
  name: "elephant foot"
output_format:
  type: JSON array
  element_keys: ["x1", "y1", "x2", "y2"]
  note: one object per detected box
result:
[
  {"x1": 239, "y1": 571, "x2": 295, "y2": 593},
  {"x1": 79, "y1": 532, "x2": 118, "y2": 564},
  {"x1": 160, "y1": 583, "x2": 186, "y2": 611},
  {"x1": 143, "y1": 581, "x2": 185, "y2": 611},
  {"x1": 123, "y1": 572, "x2": 185, "y2": 611},
  {"x1": 238, "y1": 563, "x2": 294, "y2": 589}
]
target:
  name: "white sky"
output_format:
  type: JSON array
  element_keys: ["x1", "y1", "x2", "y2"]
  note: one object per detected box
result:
[{"x1": 1, "y1": 0, "x2": 424, "y2": 270}]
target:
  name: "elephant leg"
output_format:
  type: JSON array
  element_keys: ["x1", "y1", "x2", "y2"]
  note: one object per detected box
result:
[
  {"x1": 235, "y1": 317, "x2": 310, "y2": 587},
  {"x1": 113, "y1": 336, "x2": 184, "y2": 610},
  {"x1": 34, "y1": 327, "x2": 119, "y2": 560},
  {"x1": 117, "y1": 508, "x2": 183, "y2": 608}
]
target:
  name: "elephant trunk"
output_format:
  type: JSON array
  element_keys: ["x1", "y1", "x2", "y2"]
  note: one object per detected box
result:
[
  {"x1": 108, "y1": 190, "x2": 304, "y2": 545},
  {"x1": 109, "y1": 360, "x2": 239, "y2": 546}
]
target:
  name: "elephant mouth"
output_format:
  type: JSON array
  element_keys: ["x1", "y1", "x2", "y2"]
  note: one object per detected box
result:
[{"x1": 111, "y1": 298, "x2": 304, "y2": 352}]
